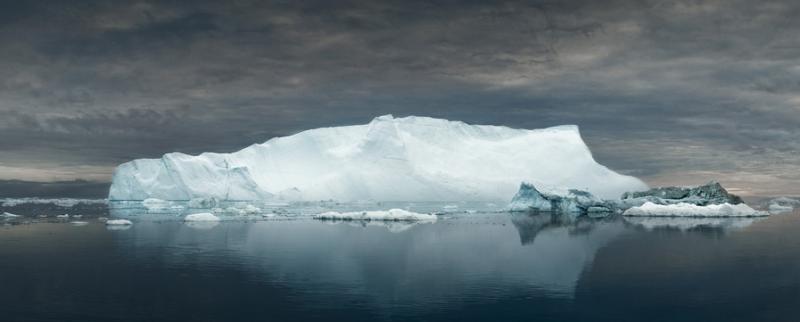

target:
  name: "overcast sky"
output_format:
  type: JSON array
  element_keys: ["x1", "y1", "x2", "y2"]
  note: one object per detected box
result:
[{"x1": 1, "y1": 0, "x2": 799, "y2": 198}]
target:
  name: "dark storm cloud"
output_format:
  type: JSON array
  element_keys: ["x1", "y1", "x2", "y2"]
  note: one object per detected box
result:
[{"x1": 1, "y1": 0, "x2": 799, "y2": 197}]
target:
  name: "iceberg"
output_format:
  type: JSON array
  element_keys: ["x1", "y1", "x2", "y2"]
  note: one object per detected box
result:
[
  {"x1": 109, "y1": 115, "x2": 647, "y2": 202},
  {"x1": 313, "y1": 209, "x2": 437, "y2": 221},
  {"x1": 622, "y1": 202, "x2": 767, "y2": 217},
  {"x1": 507, "y1": 183, "x2": 614, "y2": 214},
  {"x1": 620, "y1": 181, "x2": 742, "y2": 207},
  {"x1": 2, "y1": 212, "x2": 20, "y2": 218},
  {"x1": 764, "y1": 197, "x2": 799, "y2": 214},
  {"x1": 185, "y1": 213, "x2": 221, "y2": 222},
  {"x1": 106, "y1": 219, "x2": 133, "y2": 225}
]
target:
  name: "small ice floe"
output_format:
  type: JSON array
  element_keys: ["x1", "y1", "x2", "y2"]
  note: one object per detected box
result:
[
  {"x1": 72, "y1": 214, "x2": 83, "y2": 219},
  {"x1": 313, "y1": 209, "x2": 437, "y2": 222},
  {"x1": 184, "y1": 213, "x2": 221, "y2": 222},
  {"x1": 184, "y1": 213, "x2": 221, "y2": 230},
  {"x1": 70, "y1": 221, "x2": 89, "y2": 226},
  {"x1": 623, "y1": 202, "x2": 767, "y2": 217},
  {"x1": 2, "y1": 212, "x2": 20, "y2": 218},
  {"x1": 56, "y1": 214, "x2": 70, "y2": 219},
  {"x1": 106, "y1": 219, "x2": 133, "y2": 225},
  {"x1": 106, "y1": 219, "x2": 133, "y2": 230},
  {"x1": 442, "y1": 205, "x2": 459, "y2": 211},
  {"x1": 766, "y1": 197, "x2": 799, "y2": 214}
]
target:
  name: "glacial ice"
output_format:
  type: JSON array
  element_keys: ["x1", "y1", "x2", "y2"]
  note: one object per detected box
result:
[
  {"x1": 185, "y1": 213, "x2": 221, "y2": 222},
  {"x1": 106, "y1": 219, "x2": 133, "y2": 225},
  {"x1": 507, "y1": 183, "x2": 613, "y2": 214},
  {"x1": 620, "y1": 181, "x2": 742, "y2": 207},
  {"x1": 109, "y1": 115, "x2": 646, "y2": 202},
  {"x1": 2, "y1": 212, "x2": 20, "y2": 218},
  {"x1": 313, "y1": 209, "x2": 437, "y2": 221},
  {"x1": 623, "y1": 202, "x2": 767, "y2": 217},
  {"x1": 765, "y1": 197, "x2": 799, "y2": 214}
]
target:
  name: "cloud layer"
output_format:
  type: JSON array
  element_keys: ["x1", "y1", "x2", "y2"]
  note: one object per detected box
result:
[{"x1": 1, "y1": 0, "x2": 799, "y2": 197}]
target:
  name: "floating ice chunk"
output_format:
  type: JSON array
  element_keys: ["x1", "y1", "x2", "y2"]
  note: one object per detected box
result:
[
  {"x1": 623, "y1": 202, "x2": 767, "y2": 217},
  {"x1": 70, "y1": 221, "x2": 89, "y2": 226},
  {"x1": 766, "y1": 197, "x2": 799, "y2": 214},
  {"x1": 769, "y1": 203, "x2": 793, "y2": 214},
  {"x1": 106, "y1": 219, "x2": 133, "y2": 225},
  {"x1": 620, "y1": 181, "x2": 743, "y2": 207},
  {"x1": 56, "y1": 214, "x2": 70, "y2": 219},
  {"x1": 507, "y1": 183, "x2": 613, "y2": 214},
  {"x1": 243, "y1": 204, "x2": 261, "y2": 214},
  {"x1": 2, "y1": 212, "x2": 20, "y2": 218},
  {"x1": 185, "y1": 213, "x2": 221, "y2": 222},
  {"x1": 313, "y1": 209, "x2": 437, "y2": 221}
]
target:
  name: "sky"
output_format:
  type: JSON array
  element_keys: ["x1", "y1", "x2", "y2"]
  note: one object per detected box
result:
[{"x1": 1, "y1": 0, "x2": 799, "y2": 198}]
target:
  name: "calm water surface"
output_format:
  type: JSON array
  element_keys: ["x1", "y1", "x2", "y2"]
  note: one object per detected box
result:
[{"x1": 2, "y1": 207, "x2": 799, "y2": 322}]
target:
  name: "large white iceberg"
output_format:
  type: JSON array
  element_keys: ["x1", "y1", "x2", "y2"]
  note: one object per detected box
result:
[
  {"x1": 109, "y1": 115, "x2": 647, "y2": 202},
  {"x1": 623, "y1": 202, "x2": 767, "y2": 217}
]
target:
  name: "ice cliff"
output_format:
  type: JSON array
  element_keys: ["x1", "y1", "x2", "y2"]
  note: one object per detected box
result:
[{"x1": 109, "y1": 115, "x2": 647, "y2": 202}]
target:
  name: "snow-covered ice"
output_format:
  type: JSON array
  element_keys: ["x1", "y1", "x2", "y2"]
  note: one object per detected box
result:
[
  {"x1": 185, "y1": 213, "x2": 221, "y2": 222},
  {"x1": 313, "y1": 209, "x2": 437, "y2": 221},
  {"x1": 623, "y1": 202, "x2": 767, "y2": 217},
  {"x1": 109, "y1": 115, "x2": 646, "y2": 202},
  {"x1": 106, "y1": 219, "x2": 133, "y2": 225}
]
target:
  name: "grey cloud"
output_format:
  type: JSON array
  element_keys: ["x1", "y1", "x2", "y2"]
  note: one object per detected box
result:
[{"x1": 0, "y1": 0, "x2": 799, "y2": 197}]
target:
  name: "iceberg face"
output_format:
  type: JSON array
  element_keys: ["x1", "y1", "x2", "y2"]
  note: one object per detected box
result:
[
  {"x1": 110, "y1": 115, "x2": 647, "y2": 202},
  {"x1": 622, "y1": 202, "x2": 767, "y2": 217}
]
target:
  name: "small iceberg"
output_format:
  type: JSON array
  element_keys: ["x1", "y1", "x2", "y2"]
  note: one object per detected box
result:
[
  {"x1": 2, "y1": 212, "x2": 20, "y2": 218},
  {"x1": 184, "y1": 213, "x2": 221, "y2": 229},
  {"x1": 185, "y1": 213, "x2": 221, "y2": 222},
  {"x1": 623, "y1": 202, "x2": 767, "y2": 217},
  {"x1": 70, "y1": 221, "x2": 89, "y2": 226},
  {"x1": 765, "y1": 197, "x2": 799, "y2": 214},
  {"x1": 620, "y1": 181, "x2": 743, "y2": 207},
  {"x1": 106, "y1": 219, "x2": 133, "y2": 225},
  {"x1": 313, "y1": 209, "x2": 437, "y2": 222},
  {"x1": 507, "y1": 183, "x2": 614, "y2": 214}
]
